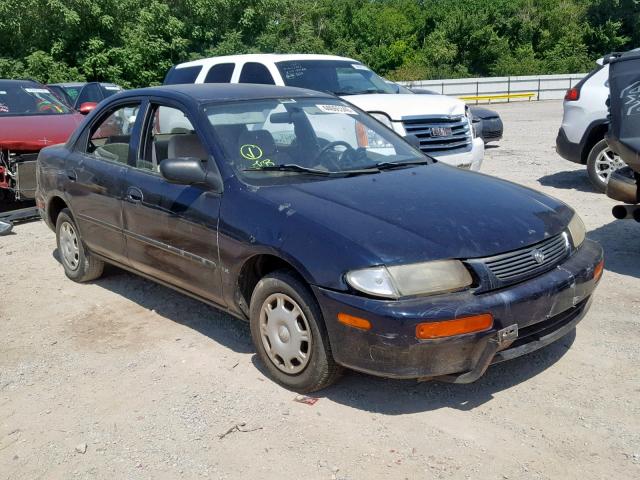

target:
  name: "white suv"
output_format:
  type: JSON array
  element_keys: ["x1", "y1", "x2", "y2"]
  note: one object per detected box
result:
[
  {"x1": 556, "y1": 58, "x2": 625, "y2": 192},
  {"x1": 164, "y1": 54, "x2": 484, "y2": 171}
]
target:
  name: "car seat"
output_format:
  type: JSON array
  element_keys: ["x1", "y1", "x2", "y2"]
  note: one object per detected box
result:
[{"x1": 168, "y1": 133, "x2": 208, "y2": 160}]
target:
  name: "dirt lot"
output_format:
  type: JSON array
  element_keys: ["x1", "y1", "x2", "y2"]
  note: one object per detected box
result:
[{"x1": 1, "y1": 100, "x2": 639, "y2": 479}]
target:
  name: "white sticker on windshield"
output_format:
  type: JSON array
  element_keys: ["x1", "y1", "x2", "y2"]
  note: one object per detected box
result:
[
  {"x1": 104, "y1": 86, "x2": 121, "y2": 91},
  {"x1": 24, "y1": 88, "x2": 51, "y2": 94},
  {"x1": 351, "y1": 64, "x2": 370, "y2": 70},
  {"x1": 0, "y1": 91, "x2": 6, "y2": 95},
  {"x1": 316, "y1": 104, "x2": 357, "y2": 115}
]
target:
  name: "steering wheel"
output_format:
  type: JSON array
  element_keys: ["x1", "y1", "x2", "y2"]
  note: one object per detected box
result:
[{"x1": 314, "y1": 141, "x2": 356, "y2": 170}]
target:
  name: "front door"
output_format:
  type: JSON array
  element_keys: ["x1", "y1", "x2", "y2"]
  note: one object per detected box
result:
[
  {"x1": 66, "y1": 101, "x2": 142, "y2": 265},
  {"x1": 122, "y1": 102, "x2": 224, "y2": 305}
]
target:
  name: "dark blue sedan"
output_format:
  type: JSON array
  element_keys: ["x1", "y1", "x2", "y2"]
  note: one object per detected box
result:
[{"x1": 36, "y1": 84, "x2": 603, "y2": 392}]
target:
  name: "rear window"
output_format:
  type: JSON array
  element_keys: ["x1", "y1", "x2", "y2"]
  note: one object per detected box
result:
[
  {"x1": 164, "y1": 65, "x2": 202, "y2": 85},
  {"x1": 205, "y1": 63, "x2": 235, "y2": 83}
]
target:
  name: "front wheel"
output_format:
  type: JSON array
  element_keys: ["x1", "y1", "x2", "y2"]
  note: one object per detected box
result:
[
  {"x1": 586, "y1": 139, "x2": 626, "y2": 193},
  {"x1": 249, "y1": 271, "x2": 342, "y2": 392}
]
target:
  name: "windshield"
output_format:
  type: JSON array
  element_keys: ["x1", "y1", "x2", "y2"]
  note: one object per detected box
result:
[
  {"x1": 204, "y1": 97, "x2": 427, "y2": 183},
  {"x1": 0, "y1": 83, "x2": 73, "y2": 116},
  {"x1": 276, "y1": 60, "x2": 401, "y2": 96}
]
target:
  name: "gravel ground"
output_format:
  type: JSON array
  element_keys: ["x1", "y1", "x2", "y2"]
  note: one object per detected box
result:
[{"x1": 1, "y1": 100, "x2": 639, "y2": 479}]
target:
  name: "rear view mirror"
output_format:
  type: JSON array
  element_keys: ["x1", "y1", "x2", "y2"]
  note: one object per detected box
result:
[
  {"x1": 270, "y1": 112, "x2": 293, "y2": 124},
  {"x1": 159, "y1": 157, "x2": 223, "y2": 191},
  {"x1": 79, "y1": 102, "x2": 98, "y2": 115}
]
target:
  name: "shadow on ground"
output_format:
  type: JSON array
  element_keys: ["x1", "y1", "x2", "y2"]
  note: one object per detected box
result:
[
  {"x1": 537, "y1": 169, "x2": 595, "y2": 193},
  {"x1": 588, "y1": 220, "x2": 640, "y2": 278},
  {"x1": 255, "y1": 330, "x2": 576, "y2": 414},
  {"x1": 52, "y1": 250, "x2": 253, "y2": 354}
]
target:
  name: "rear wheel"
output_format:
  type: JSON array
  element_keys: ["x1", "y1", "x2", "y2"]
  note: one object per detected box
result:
[
  {"x1": 249, "y1": 270, "x2": 342, "y2": 392},
  {"x1": 56, "y1": 208, "x2": 104, "y2": 282},
  {"x1": 587, "y1": 139, "x2": 626, "y2": 192}
]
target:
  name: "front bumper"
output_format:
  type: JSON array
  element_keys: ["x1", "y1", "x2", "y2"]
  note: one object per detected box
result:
[
  {"x1": 312, "y1": 239, "x2": 603, "y2": 381},
  {"x1": 432, "y1": 137, "x2": 484, "y2": 171}
]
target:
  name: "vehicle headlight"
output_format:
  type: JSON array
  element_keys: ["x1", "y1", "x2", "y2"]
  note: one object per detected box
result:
[
  {"x1": 345, "y1": 260, "x2": 473, "y2": 299},
  {"x1": 465, "y1": 107, "x2": 476, "y2": 138},
  {"x1": 369, "y1": 112, "x2": 393, "y2": 129},
  {"x1": 567, "y1": 213, "x2": 586, "y2": 248}
]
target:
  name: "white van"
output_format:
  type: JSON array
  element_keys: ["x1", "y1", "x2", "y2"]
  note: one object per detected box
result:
[{"x1": 164, "y1": 54, "x2": 484, "y2": 171}]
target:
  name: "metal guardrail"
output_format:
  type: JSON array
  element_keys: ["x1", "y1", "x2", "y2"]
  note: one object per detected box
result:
[{"x1": 401, "y1": 74, "x2": 587, "y2": 104}]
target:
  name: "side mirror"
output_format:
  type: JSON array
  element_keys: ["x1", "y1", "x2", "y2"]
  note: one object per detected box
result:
[
  {"x1": 405, "y1": 134, "x2": 422, "y2": 150},
  {"x1": 79, "y1": 102, "x2": 98, "y2": 115},
  {"x1": 159, "y1": 158, "x2": 223, "y2": 191}
]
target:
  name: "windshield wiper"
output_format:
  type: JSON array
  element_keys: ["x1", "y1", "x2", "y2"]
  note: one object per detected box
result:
[
  {"x1": 243, "y1": 164, "x2": 333, "y2": 176},
  {"x1": 332, "y1": 88, "x2": 388, "y2": 96},
  {"x1": 361, "y1": 159, "x2": 431, "y2": 171},
  {"x1": 244, "y1": 163, "x2": 381, "y2": 177}
]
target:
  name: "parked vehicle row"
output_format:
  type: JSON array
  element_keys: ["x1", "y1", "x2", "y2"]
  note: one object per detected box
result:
[{"x1": 36, "y1": 82, "x2": 603, "y2": 392}]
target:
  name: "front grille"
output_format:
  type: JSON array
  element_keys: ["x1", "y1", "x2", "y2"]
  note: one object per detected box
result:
[
  {"x1": 481, "y1": 233, "x2": 570, "y2": 283},
  {"x1": 402, "y1": 115, "x2": 471, "y2": 155}
]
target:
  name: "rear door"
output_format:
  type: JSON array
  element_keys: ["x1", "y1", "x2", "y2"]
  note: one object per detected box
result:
[
  {"x1": 122, "y1": 100, "x2": 224, "y2": 304},
  {"x1": 65, "y1": 100, "x2": 143, "y2": 265}
]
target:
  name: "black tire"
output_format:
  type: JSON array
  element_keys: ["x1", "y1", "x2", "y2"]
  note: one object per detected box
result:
[
  {"x1": 587, "y1": 139, "x2": 616, "y2": 193},
  {"x1": 249, "y1": 270, "x2": 342, "y2": 392},
  {"x1": 55, "y1": 208, "x2": 104, "y2": 282}
]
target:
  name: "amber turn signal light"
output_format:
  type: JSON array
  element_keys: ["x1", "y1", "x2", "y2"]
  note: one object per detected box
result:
[
  {"x1": 416, "y1": 314, "x2": 493, "y2": 339},
  {"x1": 593, "y1": 259, "x2": 604, "y2": 282},
  {"x1": 338, "y1": 312, "x2": 372, "y2": 331}
]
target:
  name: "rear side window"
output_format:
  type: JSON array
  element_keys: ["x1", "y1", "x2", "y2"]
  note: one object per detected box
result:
[
  {"x1": 205, "y1": 63, "x2": 235, "y2": 83},
  {"x1": 164, "y1": 65, "x2": 202, "y2": 85},
  {"x1": 84, "y1": 103, "x2": 141, "y2": 165},
  {"x1": 239, "y1": 63, "x2": 275, "y2": 85}
]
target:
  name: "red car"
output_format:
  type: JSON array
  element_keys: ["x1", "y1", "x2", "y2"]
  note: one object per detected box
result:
[{"x1": 0, "y1": 80, "x2": 85, "y2": 203}]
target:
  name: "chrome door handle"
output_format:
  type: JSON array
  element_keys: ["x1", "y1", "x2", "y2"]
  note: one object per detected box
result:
[{"x1": 125, "y1": 187, "x2": 143, "y2": 203}]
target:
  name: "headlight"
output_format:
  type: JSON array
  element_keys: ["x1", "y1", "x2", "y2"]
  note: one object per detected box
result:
[
  {"x1": 346, "y1": 260, "x2": 473, "y2": 299},
  {"x1": 466, "y1": 107, "x2": 476, "y2": 138},
  {"x1": 369, "y1": 112, "x2": 393, "y2": 129},
  {"x1": 567, "y1": 213, "x2": 586, "y2": 248}
]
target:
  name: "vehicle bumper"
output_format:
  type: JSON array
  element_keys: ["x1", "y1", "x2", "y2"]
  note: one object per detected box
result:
[
  {"x1": 312, "y1": 239, "x2": 603, "y2": 381},
  {"x1": 481, "y1": 117, "x2": 503, "y2": 143},
  {"x1": 556, "y1": 127, "x2": 582, "y2": 164},
  {"x1": 433, "y1": 137, "x2": 484, "y2": 171}
]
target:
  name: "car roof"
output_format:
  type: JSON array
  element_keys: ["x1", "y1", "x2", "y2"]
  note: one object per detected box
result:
[
  {"x1": 174, "y1": 53, "x2": 360, "y2": 70},
  {"x1": 120, "y1": 83, "x2": 335, "y2": 103},
  {"x1": 48, "y1": 82, "x2": 121, "y2": 88},
  {"x1": 0, "y1": 79, "x2": 42, "y2": 87}
]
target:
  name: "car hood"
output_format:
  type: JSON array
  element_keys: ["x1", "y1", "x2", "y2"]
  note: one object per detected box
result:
[
  {"x1": 342, "y1": 93, "x2": 466, "y2": 121},
  {"x1": 257, "y1": 164, "x2": 573, "y2": 266},
  {"x1": 0, "y1": 113, "x2": 83, "y2": 151}
]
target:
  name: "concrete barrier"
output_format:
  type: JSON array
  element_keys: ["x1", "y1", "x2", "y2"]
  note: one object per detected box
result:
[{"x1": 400, "y1": 73, "x2": 588, "y2": 103}]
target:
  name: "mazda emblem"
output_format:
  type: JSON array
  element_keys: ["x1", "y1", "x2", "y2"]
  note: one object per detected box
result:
[{"x1": 531, "y1": 249, "x2": 545, "y2": 264}]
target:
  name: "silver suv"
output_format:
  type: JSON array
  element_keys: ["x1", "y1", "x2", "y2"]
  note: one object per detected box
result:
[{"x1": 556, "y1": 58, "x2": 625, "y2": 192}]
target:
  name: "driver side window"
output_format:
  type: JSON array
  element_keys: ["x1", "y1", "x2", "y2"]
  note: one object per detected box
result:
[
  {"x1": 84, "y1": 103, "x2": 140, "y2": 165},
  {"x1": 137, "y1": 104, "x2": 208, "y2": 173}
]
